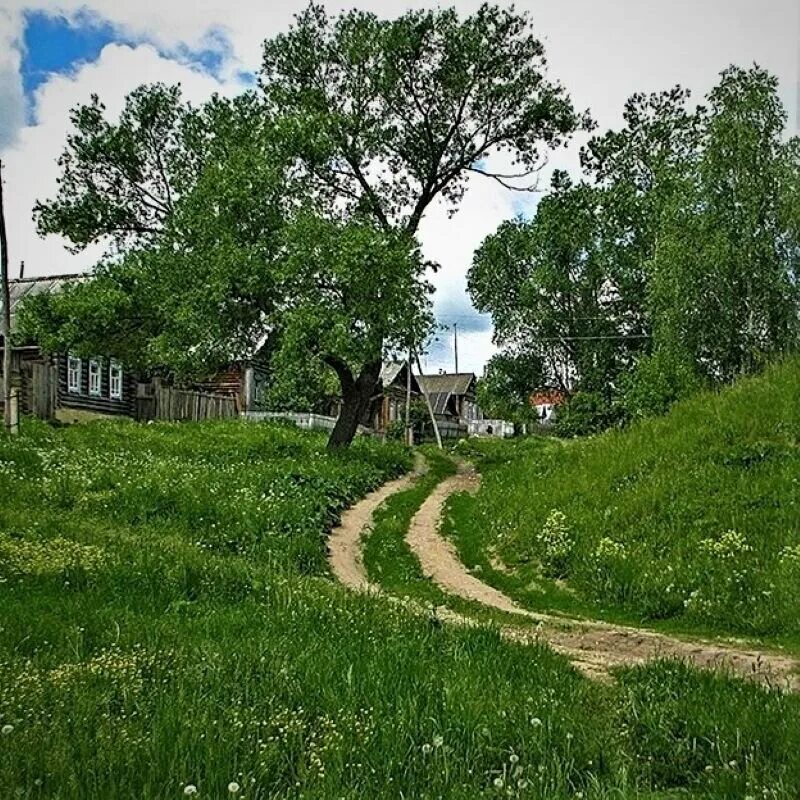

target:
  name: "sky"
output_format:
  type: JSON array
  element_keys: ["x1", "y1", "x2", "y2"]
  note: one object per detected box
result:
[{"x1": 0, "y1": 0, "x2": 798, "y2": 375}]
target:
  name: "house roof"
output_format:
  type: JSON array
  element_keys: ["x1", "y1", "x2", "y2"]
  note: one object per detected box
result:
[
  {"x1": 418, "y1": 372, "x2": 476, "y2": 397},
  {"x1": 379, "y1": 361, "x2": 421, "y2": 394},
  {"x1": 427, "y1": 392, "x2": 454, "y2": 415},
  {"x1": 530, "y1": 388, "x2": 568, "y2": 406},
  {"x1": 5, "y1": 274, "x2": 85, "y2": 333}
]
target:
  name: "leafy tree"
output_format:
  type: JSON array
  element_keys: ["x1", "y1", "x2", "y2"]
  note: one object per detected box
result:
[
  {"x1": 649, "y1": 66, "x2": 800, "y2": 380},
  {"x1": 476, "y1": 351, "x2": 544, "y2": 425},
  {"x1": 473, "y1": 65, "x2": 799, "y2": 434},
  {"x1": 27, "y1": 4, "x2": 583, "y2": 448},
  {"x1": 260, "y1": 1, "x2": 584, "y2": 445},
  {"x1": 469, "y1": 174, "x2": 632, "y2": 397}
]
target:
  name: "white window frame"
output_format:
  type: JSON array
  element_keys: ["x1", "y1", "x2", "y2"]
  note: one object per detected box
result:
[
  {"x1": 109, "y1": 360, "x2": 123, "y2": 400},
  {"x1": 88, "y1": 359, "x2": 102, "y2": 396},
  {"x1": 67, "y1": 354, "x2": 82, "y2": 394}
]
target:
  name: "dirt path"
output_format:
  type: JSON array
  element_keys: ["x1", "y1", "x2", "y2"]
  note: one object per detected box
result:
[
  {"x1": 328, "y1": 454, "x2": 426, "y2": 592},
  {"x1": 405, "y1": 461, "x2": 800, "y2": 690}
]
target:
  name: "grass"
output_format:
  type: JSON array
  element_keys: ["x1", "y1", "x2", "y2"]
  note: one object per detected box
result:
[
  {"x1": 0, "y1": 416, "x2": 799, "y2": 798},
  {"x1": 446, "y1": 356, "x2": 800, "y2": 649}
]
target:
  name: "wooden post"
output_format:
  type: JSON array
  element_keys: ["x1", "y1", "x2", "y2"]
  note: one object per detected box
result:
[
  {"x1": 0, "y1": 159, "x2": 18, "y2": 435},
  {"x1": 405, "y1": 349, "x2": 412, "y2": 446},
  {"x1": 413, "y1": 351, "x2": 442, "y2": 449}
]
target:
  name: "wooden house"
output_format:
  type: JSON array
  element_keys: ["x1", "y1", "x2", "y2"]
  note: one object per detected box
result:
[
  {"x1": 363, "y1": 361, "x2": 421, "y2": 432},
  {"x1": 418, "y1": 372, "x2": 481, "y2": 423},
  {"x1": 530, "y1": 388, "x2": 568, "y2": 424},
  {"x1": 1, "y1": 274, "x2": 137, "y2": 420}
]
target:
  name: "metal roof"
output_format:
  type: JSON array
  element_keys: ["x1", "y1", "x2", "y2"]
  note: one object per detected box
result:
[
  {"x1": 6, "y1": 274, "x2": 85, "y2": 333},
  {"x1": 418, "y1": 372, "x2": 476, "y2": 397}
]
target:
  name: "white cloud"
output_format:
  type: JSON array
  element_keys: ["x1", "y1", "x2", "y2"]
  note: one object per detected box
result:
[
  {"x1": 1, "y1": 42, "x2": 238, "y2": 279},
  {"x1": 0, "y1": 9, "x2": 25, "y2": 149}
]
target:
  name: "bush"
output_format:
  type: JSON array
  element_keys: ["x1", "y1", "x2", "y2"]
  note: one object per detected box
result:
[
  {"x1": 554, "y1": 391, "x2": 623, "y2": 437},
  {"x1": 622, "y1": 348, "x2": 703, "y2": 419}
]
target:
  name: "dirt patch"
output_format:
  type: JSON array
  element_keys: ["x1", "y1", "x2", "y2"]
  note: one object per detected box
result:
[
  {"x1": 328, "y1": 454, "x2": 426, "y2": 592},
  {"x1": 405, "y1": 461, "x2": 800, "y2": 691}
]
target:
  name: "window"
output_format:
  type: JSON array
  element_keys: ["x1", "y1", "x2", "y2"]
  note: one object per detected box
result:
[
  {"x1": 67, "y1": 355, "x2": 82, "y2": 393},
  {"x1": 88, "y1": 359, "x2": 101, "y2": 396},
  {"x1": 109, "y1": 360, "x2": 123, "y2": 400}
]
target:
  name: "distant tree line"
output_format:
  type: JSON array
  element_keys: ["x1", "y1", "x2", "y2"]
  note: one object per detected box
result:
[{"x1": 471, "y1": 66, "x2": 800, "y2": 434}]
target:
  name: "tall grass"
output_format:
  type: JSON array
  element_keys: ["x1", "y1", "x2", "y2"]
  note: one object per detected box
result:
[
  {"x1": 450, "y1": 357, "x2": 800, "y2": 643},
  {"x1": 0, "y1": 417, "x2": 798, "y2": 798}
]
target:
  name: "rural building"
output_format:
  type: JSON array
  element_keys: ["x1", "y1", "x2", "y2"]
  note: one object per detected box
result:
[
  {"x1": 418, "y1": 372, "x2": 481, "y2": 423},
  {"x1": 1, "y1": 274, "x2": 137, "y2": 420},
  {"x1": 530, "y1": 388, "x2": 568, "y2": 424},
  {"x1": 361, "y1": 361, "x2": 420, "y2": 432},
  {"x1": 3, "y1": 274, "x2": 259, "y2": 423}
]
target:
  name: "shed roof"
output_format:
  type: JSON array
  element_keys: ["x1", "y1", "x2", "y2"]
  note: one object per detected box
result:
[
  {"x1": 6, "y1": 274, "x2": 85, "y2": 333},
  {"x1": 418, "y1": 372, "x2": 476, "y2": 397}
]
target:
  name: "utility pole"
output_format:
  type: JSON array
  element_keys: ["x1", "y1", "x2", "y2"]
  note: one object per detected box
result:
[
  {"x1": 413, "y1": 350, "x2": 442, "y2": 449},
  {"x1": 405, "y1": 347, "x2": 412, "y2": 446},
  {"x1": 0, "y1": 159, "x2": 18, "y2": 435},
  {"x1": 453, "y1": 322, "x2": 459, "y2": 374}
]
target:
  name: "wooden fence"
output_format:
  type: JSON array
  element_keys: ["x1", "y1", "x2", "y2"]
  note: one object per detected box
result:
[{"x1": 137, "y1": 381, "x2": 238, "y2": 422}]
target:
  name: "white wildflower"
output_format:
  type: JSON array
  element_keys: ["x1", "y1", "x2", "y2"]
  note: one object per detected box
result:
[
  {"x1": 1, "y1": 724, "x2": 13, "y2": 735},
  {"x1": 184, "y1": 785, "x2": 198, "y2": 796},
  {"x1": 227, "y1": 782, "x2": 240, "y2": 794}
]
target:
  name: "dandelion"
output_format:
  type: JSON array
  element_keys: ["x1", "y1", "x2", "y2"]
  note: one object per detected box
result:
[
  {"x1": 509, "y1": 753, "x2": 519, "y2": 765},
  {"x1": 421, "y1": 743, "x2": 433, "y2": 755},
  {"x1": 493, "y1": 777, "x2": 504, "y2": 788},
  {"x1": 227, "y1": 782, "x2": 240, "y2": 794},
  {"x1": 184, "y1": 785, "x2": 198, "y2": 796},
  {"x1": 1, "y1": 724, "x2": 13, "y2": 735},
  {"x1": 531, "y1": 717, "x2": 542, "y2": 727}
]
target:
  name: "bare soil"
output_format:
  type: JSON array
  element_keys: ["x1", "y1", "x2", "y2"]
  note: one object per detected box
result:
[{"x1": 330, "y1": 456, "x2": 800, "y2": 690}]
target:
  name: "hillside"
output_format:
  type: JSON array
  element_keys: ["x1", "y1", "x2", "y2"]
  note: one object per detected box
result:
[
  {"x1": 1, "y1": 417, "x2": 799, "y2": 797},
  {"x1": 450, "y1": 356, "x2": 800, "y2": 643}
]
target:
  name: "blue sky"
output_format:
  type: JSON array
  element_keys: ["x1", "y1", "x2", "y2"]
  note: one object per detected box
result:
[{"x1": 19, "y1": 10, "x2": 237, "y2": 122}]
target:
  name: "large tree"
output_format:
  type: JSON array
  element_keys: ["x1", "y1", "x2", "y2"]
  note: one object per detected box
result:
[
  {"x1": 28, "y1": 3, "x2": 584, "y2": 448},
  {"x1": 259, "y1": 1, "x2": 583, "y2": 445},
  {"x1": 471, "y1": 65, "x2": 800, "y2": 427}
]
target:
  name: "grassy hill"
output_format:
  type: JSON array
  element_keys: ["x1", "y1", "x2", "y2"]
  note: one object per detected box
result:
[
  {"x1": 0, "y1": 417, "x2": 799, "y2": 797},
  {"x1": 450, "y1": 356, "x2": 800, "y2": 644}
]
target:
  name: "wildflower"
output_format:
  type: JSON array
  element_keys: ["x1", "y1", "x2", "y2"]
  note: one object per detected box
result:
[
  {"x1": 227, "y1": 782, "x2": 240, "y2": 794},
  {"x1": 531, "y1": 717, "x2": 542, "y2": 727},
  {"x1": 421, "y1": 743, "x2": 432, "y2": 755},
  {"x1": 1, "y1": 724, "x2": 13, "y2": 735},
  {"x1": 432, "y1": 735, "x2": 444, "y2": 748},
  {"x1": 493, "y1": 777, "x2": 504, "y2": 788},
  {"x1": 509, "y1": 753, "x2": 519, "y2": 764},
  {"x1": 184, "y1": 785, "x2": 198, "y2": 796}
]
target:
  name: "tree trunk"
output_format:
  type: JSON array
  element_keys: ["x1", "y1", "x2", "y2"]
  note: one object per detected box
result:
[{"x1": 326, "y1": 357, "x2": 382, "y2": 450}]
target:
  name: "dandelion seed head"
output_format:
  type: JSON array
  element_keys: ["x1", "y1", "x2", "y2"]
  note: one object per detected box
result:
[
  {"x1": 184, "y1": 784, "x2": 198, "y2": 795},
  {"x1": 228, "y1": 782, "x2": 240, "y2": 794}
]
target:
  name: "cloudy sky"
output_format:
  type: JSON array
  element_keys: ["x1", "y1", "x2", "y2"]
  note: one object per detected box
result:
[{"x1": 1, "y1": 0, "x2": 797, "y2": 373}]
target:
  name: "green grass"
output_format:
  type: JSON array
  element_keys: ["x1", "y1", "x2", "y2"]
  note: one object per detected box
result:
[
  {"x1": 446, "y1": 356, "x2": 800, "y2": 648},
  {"x1": 0, "y1": 416, "x2": 799, "y2": 798}
]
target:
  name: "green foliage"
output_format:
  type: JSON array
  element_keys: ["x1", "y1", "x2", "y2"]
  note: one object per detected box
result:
[
  {"x1": 554, "y1": 391, "x2": 623, "y2": 438},
  {"x1": 476, "y1": 351, "x2": 543, "y2": 425},
  {"x1": 621, "y1": 347, "x2": 703, "y2": 420},
  {"x1": 262, "y1": 2, "x2": 583, "y2": 234},
  {"x1": 471, "y1": 66, "x2": 800, "y2": 432},
  {"x1": 453, "y1": 356, "x2": 800, "y2": 639}
]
